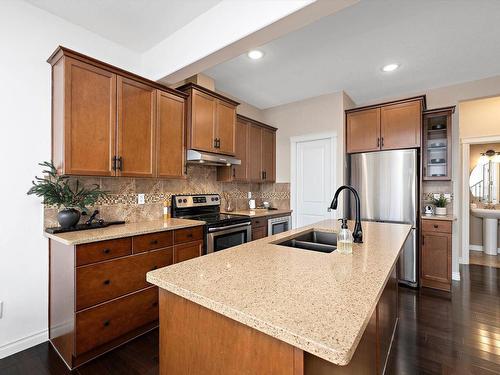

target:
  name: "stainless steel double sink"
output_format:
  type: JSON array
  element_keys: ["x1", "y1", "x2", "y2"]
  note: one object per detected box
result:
[{"x1": 275, "y1": 230, "x2": 337, "y2": 253}]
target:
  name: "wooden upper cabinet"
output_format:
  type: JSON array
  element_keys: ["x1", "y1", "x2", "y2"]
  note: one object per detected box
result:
[
  {"x1": 233, "y1": 119, "x2": 249, "y2": 181},
  {"x1": 346, "y1": 108, "x2": 381, "y2": 153},
  {"x1": 261, "y1": 128, "x2": 276, "y2": 182},
  {"x1": 53, "y1": 57, "x2": 117, "y2": 176},
  {"x1": 216, "y1": 100, "x2": 236, "y2": 155},
  {"x1": 48, "y1": 47, "x2": 188, "y2": 178},
  {"x1": 381, "y1": 100, "x2": 421, "y2": 149},
  {"x1": 190, "y1": 89, "x2": 216, "y2": 152},
  {"x1": 156, "y1": 90, "x2": 186, "y2": 178},
  {"x1": 117, "y1": 77, "x2": 156, "y2": 177},
  {"x1": 248, "y1": 123, "x2": 263, "y2": 182},
  {"x1": 178, "y1": 83, "x2": 238, "y2": 156},
  {"x1": 346, "y1": 97, "x2": 425, "y2": 154}
]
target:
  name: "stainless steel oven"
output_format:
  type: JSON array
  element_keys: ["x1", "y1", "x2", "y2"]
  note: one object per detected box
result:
[
  {"x1": 268, "y1": 215, "x2": 292, "y2": 235},
  {"x1": 207, "y1": 221, "x2": 252, "y2": 254}
]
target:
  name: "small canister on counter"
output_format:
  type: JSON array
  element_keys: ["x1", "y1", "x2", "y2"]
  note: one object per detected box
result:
[{"x1": 163, "y1": 200, "x2": 171, "y2": 220}]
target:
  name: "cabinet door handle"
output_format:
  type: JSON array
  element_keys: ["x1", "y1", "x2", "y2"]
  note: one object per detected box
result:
[
  {"x1": 434, "y1": 224, "x2": 438, "y2": 228},
  {"x1": 103, "y1": 279, "x2": 111, "y2": 285},
  {"x1": 381, "y1": 137, "x2": 384, "y2": 147},
  {"x1": 218, "y1": 139, "x2": 221, "y2": 148},
  {"x1": 261, "y1": 171, "x2": 265, "y2": 180},
  {"x1": 152, "y1": 301, "x2": 158, "y2": 307},
  {"x1": 103, "y1": 320, "x2": 110, "y2": 327},
  {"x1": 214, "y1": 138, "x2": 218, "y2": 148},
  {"x1": 377, "y1": 138, "x2": 380, "y2": 148},
  {"x1": 422, "y1": 236, "x2": 425, "y2": 246},
  {"x1": 112, "y1": 156, "x2": 117, "y2": 171},
  {"x1": 102, "y1": 248, "x2": 111, "y2": 254},
  {"x1": 232, "y1": 168, "x2": 236, "y2": 178},
  {"x1": 187, "y1": 233, "x2": 193, "y2": 238},
  {"x1": 150, "y1": 239, "x2": 158, "y2": 245}
]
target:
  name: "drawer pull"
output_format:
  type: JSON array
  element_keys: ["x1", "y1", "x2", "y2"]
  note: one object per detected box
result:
[
  {"x1": 103, "y1": 248, "x2": 111, "y2": 254},
  {"x1": 150, "y1": 240, "x2": 158, "y2": 245},
  {"x1": 152, "y1": 302, "x2": 158, "y2": 307},
  {"x1": 434, "y1": 225, "x2": 438, "y2": 228},
  {"x1": 151, "y1": 265, "x2": 158, "y2": 271},
  {"x1": 103, "y1": 279, "x2": 111, "y2": 285},
  {"x1": 187, "y1": 233, "x2": 193, "y2": 238},
  {"x1": 103, "y1": 320, "x2": 110, "y2": 327}
]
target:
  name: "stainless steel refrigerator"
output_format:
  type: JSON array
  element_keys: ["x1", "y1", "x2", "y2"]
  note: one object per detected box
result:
[{"x1": 349, "y1": 149, "x2": 418, "y2": 287}]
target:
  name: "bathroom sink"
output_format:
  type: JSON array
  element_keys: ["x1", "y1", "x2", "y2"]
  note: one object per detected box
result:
[
  {"x1": 470, "y1": 207, "x2": 500, "y2": 255},
  {"x1": 276, "y1": 230, "x2": 337, "y2": 253},
  {"x1": 471, "y1": 207, "x2": 500, "y2": 219}
]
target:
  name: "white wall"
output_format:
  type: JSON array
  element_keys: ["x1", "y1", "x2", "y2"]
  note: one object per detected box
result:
[
  {"x1": 0, "y1": 1, "x2": 141, "y2": 358},
  {"x1": 262, "y1": 92, "x2": 346, "y2": 185}
]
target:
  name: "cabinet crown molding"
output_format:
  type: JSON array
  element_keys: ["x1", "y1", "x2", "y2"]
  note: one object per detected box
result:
[
  {"x1": 177, "y1": 82, "x2": 240, "y2": 107},
  {"x1": 345, "y1": 95, "x2": 427, "y2": 114}
]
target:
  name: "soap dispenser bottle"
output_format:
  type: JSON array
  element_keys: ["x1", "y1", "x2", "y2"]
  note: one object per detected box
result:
[{"x1": 337, "y1": 218, "x2": 353, "y2": 254}]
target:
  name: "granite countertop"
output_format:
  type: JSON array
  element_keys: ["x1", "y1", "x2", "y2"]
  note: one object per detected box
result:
[
  {"x1": 421, "y1": 214, "x2": 456, "y2": 221},
  {"x1": 147, "y1": 220, "x2": 411, "y2": 366},
  {"x1": 45, "y1": 218, "x2": 205, "y2": 245},
  {"x1": 222, "y1": 208, "x2": 292, "y2": 218}
]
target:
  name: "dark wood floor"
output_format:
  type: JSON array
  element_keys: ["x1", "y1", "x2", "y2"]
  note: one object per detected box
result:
[{"x1": 1, "y1": 264, "x2": 499, "y2": 375}]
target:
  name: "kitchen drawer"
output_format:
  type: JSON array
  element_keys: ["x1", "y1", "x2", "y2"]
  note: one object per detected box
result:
[
  {"x1": 132, "y1": 231, "x2": 173, "y2": 253},
  {"x1": 421, "y1": 219, "x2": 451, "y2": 234},
  {"x1": 174, "y1": 226, "x2": 203, "y2": 245},
  {"x1": 173, "y1": 240, "x2": 203, "y2": 263},
  {"x1": 76, "y1": 238, "x2": 132, "y2": 266},
  {"x1": 251, "y1": 217, "x2": 267, "y2": 228},
  {"x1": 75, "y1": 286, "x2": 158, "y2": 355},
  {"x1": 76, "y1": 248, "x2": 172, "y2": 310}
]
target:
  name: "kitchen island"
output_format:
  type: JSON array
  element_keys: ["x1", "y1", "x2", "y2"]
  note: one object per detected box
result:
[{"x1": 147, "y1": 220, "x2": 411, "y2": 374}]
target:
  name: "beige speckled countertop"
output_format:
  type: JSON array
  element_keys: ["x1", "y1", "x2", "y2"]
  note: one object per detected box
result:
[
  {"x1": 147, "y1": 220, "x2": 411, "y2": 366},
  {"x1": 45, "y1": 218, "x2": 205, "y2": 245},
  {"x1": 421, "y1": 214, "x2": 456, "y2": 221},
  {"x1": 222, "y1": 209, "x2": 292, "y2": 217}
]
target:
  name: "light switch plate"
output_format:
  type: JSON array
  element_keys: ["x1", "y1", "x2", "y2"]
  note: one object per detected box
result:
[{"x1": 138, "y1": 194, "x2": 145, "y2": 205}]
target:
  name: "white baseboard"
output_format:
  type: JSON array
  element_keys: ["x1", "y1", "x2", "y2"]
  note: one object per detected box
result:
[
  {"x1": 452, "y1": 271, "x2": 461, "y2": 281},
  {"x1": 469, "y1": 245, "x2": 483, "y2": 252},
  {"x1": 469, "y1": 245, "x2": 500, "y2": 253},
  {"x1": 0, "y1": 329, "x2": 48, "y2": 359}
]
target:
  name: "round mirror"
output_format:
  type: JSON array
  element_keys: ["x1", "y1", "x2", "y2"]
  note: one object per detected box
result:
[{"x1": 470, "y1": 161, "x2": 499, "y2": 203}]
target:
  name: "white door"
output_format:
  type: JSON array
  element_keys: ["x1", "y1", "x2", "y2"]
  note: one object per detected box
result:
[{"x1": 294, "y1": 137, "x2": 334, "y2": 227}]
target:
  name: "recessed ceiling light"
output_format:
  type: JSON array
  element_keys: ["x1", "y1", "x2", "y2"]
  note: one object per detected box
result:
[
  {"x1": 382, "y1": 63, "x2": 400, "y2": 72},
  {"x1": 247, "y1": 50, "x2": 264, "y2": 60}
]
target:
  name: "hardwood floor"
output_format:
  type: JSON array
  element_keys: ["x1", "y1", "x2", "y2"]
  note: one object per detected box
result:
[
  {"x1": 470, "y1": 251, "x2": 500, "y2": 268},
  {"x1": 1, "y1": 265, "x2": 499, "y2": 375}
]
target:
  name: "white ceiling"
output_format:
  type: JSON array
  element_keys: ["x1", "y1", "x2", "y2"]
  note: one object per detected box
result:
[
  {"x1": 25, "y1": 0, "x2": 222, "y2": 52},
  {"x1": 204, "y1": 0, "x2": 500, "y2": 108}
]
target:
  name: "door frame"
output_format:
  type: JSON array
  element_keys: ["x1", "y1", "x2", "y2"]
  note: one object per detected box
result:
[
  {"x1": 461, "y1": 134, "x2": 500, "y2": 265},
  {"x1": 290, "y1": 132, "x2": 337, "y2": 228}
]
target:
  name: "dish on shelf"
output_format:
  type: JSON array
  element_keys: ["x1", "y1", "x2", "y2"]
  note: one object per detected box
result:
[
  {"x1": 430, "y1": 158, "x2": 446, "y2": 164},
  {"x1": 429, "y1": 141, "x2": 446, "y2": 148},
  {"x1": 431, "y1": 174, "x2": 446, "y2": 177},
  {"x1": 431, "y1": 124, "x2": 446, "y2": 130}
]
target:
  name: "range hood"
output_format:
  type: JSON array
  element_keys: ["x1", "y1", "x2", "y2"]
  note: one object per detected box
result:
[{"x1": 187, "y1": 150, "x2": 241, "y2": 166}]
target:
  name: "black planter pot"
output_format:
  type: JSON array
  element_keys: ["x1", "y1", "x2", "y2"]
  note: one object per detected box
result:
[{"x1": 57, "y1": 208, "x2": 81, "y2": 228}]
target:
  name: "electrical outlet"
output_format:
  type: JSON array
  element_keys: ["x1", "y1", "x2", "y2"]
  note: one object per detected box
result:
[
  {"x1": 138, "y1": 194, "x2": 145, "y2": 205},
  {"x1": 0, "y1": 301, "x2": 3, "y2": 319}
]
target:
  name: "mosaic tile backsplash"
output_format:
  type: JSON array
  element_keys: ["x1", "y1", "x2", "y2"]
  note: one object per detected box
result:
[{"x1": 44, "y1": 165, "x2": 290, "y2": 227}]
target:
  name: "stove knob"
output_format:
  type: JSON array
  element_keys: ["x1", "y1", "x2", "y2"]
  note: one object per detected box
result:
[
  {"x1": 215, "y1": 197, "x2": 219, "y2": 201},
  {"x1": 177, "y1": 199, "x2": 182, "y2": 204},
  {"x1": 183, "y1": 199, "x2": 187, "y2": 203},
  {"x1": 211, "y1": 197, "x2": 215, "y2": 201}
]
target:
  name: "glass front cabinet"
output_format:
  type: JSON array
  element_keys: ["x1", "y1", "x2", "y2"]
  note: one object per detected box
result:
[{"x1": 422, "y1": 106, "x2": 455, "y2": 180}]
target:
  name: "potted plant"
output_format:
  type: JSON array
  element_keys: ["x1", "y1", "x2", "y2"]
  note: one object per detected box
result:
[
  {"x1": 27, "y1": 161, "x2": 108, "y2": 228},
  {"x1": 428, "y1": 193, "x2": 448, "y2": 216}
]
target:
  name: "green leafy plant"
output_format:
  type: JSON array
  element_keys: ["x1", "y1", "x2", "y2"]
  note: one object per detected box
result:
[
  {"x1": 428, "y1": 193, "x2": 448, "y2": 208},
  {"x1": 27, "y1": 161, "x2": 108, "y2": 211}
]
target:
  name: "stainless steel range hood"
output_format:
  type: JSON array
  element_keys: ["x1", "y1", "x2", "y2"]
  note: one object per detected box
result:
[{"x1": 186, "y1": 150, "x2": 241, "y2": 166}]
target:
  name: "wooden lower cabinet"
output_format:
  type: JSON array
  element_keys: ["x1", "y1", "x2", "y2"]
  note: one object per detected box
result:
[
  {"x1": 49, "y1": 225, "x2": 203, "y2": 369},
  {"x1": 158, "y1": 264, "x2": 398, "y2": 375},
  {"x1": 420, "y1": 219, "x2": 452, "y2": 291},
  {"x1": 251, "y1": 217, "x2": 268, "y2": 241}
]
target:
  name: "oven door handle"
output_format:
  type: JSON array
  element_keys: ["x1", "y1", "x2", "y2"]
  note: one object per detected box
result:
[{"x1": 208, "y1": 222, "x2": 252, "y2": 233}]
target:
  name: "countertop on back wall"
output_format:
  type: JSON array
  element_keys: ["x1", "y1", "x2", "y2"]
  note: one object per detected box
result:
[
  {"x1": 222, "y1": 208, "x2": 292, "y2": 218},
  {"x1": 44, "y1": 218, "x2": 205, "y2": 246},
  {"x1": 421, "y1": 214, "x2": 456, "y2": 221}
]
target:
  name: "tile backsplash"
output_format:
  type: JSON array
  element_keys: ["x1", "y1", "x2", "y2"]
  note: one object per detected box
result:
[{"x1": 44, "y1": 165, "x2": 290, "y2": 227}]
